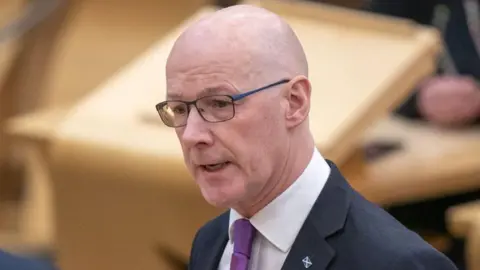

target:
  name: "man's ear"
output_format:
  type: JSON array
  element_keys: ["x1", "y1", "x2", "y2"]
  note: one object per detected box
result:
[{"x1": 284, "y1": 76, "x2": 311, "y2": 128}]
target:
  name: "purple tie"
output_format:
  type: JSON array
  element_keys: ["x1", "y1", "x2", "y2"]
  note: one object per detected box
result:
[{"x1": 230, "y1": 219, "x2": 256, "y2": 270}]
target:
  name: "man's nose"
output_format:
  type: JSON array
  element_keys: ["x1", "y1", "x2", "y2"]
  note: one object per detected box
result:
[{"x1": 179, "y1": 107, "x2": 213, "y2": 147}]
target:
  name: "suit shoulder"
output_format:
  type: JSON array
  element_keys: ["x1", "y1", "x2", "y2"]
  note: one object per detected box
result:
[
  {"x1": 194, "y1": 211, "x2": 229, "y2": 244},
  {"x1": 391, "y1": 246, "x2": 457, "y2": 269},
  {"x1": 189, "y1": 211, "x2": 228, "y2": 267},
  {"x1": 342, "y1": 193, "x2": 455, "y2": 267},
  {"x1": 0, "y1": 250, "x2": 55, "y2": 270}
]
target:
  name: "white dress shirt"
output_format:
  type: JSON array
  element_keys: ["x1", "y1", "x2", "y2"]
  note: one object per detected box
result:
[{"x1": 218, "y1": 148, "x2": 331, "y2": 270}]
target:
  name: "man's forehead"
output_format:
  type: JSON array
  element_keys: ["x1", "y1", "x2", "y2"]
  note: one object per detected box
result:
[
  {"x1": 166, "y1": 10, "x2": 271, "y2": 73},
  {"x1": 166, "y1": 80, "x2": 240, "y2": 100},
  {"x1": 167, "y1": 39, "x2": 254, "y2": 72},
  {"x1": 165, "y1": 55, "x2": 259, "y2": 100},
  {"x1": 164, "y1": 5, "x2": 289, "y2": 100}
]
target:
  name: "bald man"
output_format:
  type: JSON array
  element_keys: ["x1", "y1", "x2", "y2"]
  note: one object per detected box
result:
[{"x1": 155, "y1": 4, "x2": 457, "y2": 270}]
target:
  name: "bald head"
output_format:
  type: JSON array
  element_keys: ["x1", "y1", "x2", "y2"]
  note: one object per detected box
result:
[
  {"x1": 166, "y1": 4, "x2": 308, "y2": 83},
  {"x1": 164, "y1": 4, "x2": 315, "y2": 214}
]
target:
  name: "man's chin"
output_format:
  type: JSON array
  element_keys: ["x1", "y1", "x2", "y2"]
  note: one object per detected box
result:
[{"x1": 201, "y1": 190, "x2": 242, "y2": 209}]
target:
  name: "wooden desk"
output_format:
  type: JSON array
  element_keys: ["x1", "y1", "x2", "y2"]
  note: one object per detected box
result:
[
  {"x1": 2, "y1": 0, "x2": 212, "y2": 260},
  {"x1": 447, "y1": 201, "x2": 480, "y2": 270},
  {"x1": 6, "y1": 1, "x2": 441, "y2": 269},
  {"x1": 356, "y1": 117, "x2": 480, "y2": 206},
  {"x1": 1, "y1": 108, "x2": 67, "y2": 254},
  {"x1": 0, "y1": 0, "x2": 23, "y2": 87},
  {"x1": 0, "y1": 0, "x2": 24, "y2": 176}
]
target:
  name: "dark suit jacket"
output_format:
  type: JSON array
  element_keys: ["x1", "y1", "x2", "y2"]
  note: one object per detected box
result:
[
  {"x1": 0, "y1": 250, "x2": 55, "y2": 270},
  {"x1": 365, "y1": 0, "x2": 480, "y2": 124},
  {"x1": 188, "y1": 161, "x2": 457, "y2": 270}
]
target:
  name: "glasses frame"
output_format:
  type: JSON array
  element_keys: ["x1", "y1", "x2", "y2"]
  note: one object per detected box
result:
[{"x1": 156, "y1": 78, "x2": 290, "y2": 127}]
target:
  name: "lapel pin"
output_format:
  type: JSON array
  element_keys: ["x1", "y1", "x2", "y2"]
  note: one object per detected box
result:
[{"x1": 302, "y1": 256, "x2": 312, "y2": 268}]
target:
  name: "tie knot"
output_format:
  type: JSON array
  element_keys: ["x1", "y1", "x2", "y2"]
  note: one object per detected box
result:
[{"x1": 233, "y1": 219, "x2": 256, "y2": 257}]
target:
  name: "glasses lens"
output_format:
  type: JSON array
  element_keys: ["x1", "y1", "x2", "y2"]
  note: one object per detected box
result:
[
  {"x1": 158, "y1": 101, "x2": 188, "y2": 127},
  {"x1": 197, "y1": 95, "x2": 234, "y2": 122}
]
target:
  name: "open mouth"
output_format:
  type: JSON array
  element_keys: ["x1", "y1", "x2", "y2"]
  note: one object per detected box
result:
[{"x1": 201, "y1": 162, "x2": 231, "y2": 172}]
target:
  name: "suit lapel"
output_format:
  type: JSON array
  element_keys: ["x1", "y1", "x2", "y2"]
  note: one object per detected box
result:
[
  {"x1": 281, "y1": 161, "x2": 351, "y2": 270},
  {"x1": 198, "y1": 213, "x2": 229, "y2": 270},
  {"x1": 280, "y1": 219, "x2": 335, "y2": 270}
]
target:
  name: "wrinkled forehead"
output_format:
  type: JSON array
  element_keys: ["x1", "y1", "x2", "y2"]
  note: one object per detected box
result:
[{"x1": 165, "y1": 48, "x2": 261, "y2": 100}]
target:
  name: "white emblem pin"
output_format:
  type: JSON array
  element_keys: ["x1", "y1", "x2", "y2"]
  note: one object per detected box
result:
[{"x1": 302, "y1": 256, "x2": 312, "y2": 268}]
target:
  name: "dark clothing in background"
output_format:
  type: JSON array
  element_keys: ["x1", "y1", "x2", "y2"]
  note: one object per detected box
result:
[
  {"x1": 0, "y1": 250, "x2": 56, "y2": 270},
  {"x1": 215, "y1": 0, "x2": 238, "y2": 8},
  {"x1": 365, "y1": 1, "x2": 480, "y2": 268},
  {"x1": 365, "y1": 0, "x2": 480, "y2": 124}
]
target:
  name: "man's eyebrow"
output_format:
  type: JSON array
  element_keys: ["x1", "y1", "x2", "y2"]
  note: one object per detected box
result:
[
  {"x1": 198, "y1": 87, "x2": 228, "y2": 97},
  {"x1": 166, "y1": 92, "x2": 183, "y2": 100},
  {"x1": 166, "y1": 85, "x2": 238, "y2": 100}
]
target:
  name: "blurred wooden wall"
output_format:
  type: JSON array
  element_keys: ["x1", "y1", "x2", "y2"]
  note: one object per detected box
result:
[
  {"x1": 0, "y1": 0, "x2": 212, "y2": 248},
  {"x1": 0, "y1": 0, "x2": 25, "y2": 229},
  {"x1": 0, "y1": 0, "x2": 214, "y2": 173}
]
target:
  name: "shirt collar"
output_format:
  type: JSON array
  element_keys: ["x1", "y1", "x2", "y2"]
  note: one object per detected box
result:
[{"x1": 228, "y1": 148, "x2": 331, "y2": 253}]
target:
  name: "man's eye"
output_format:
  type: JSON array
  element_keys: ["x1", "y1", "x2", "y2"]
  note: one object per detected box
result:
[
  {"x1": 211, "y1": 99, "x2": 231, "y2": 108},
  {"x1": 172, "y1": 106, "x2": 187, "y2": 114}
]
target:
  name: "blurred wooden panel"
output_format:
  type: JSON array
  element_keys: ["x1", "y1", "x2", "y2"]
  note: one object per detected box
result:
[
  {"x1": 0, "y1": 0, "x2": 27, "y2": 250},
  {"x1": 447, "y1": 202, "x2": 480, "y2": 270},
  {"x1": 1, "y1": 0, "x2": 212, "y2": 260},
  {"x1": 2, "y1": 0, "x2": 70, "y2": 116},
  {"x1": 356, "y1": 116, "x2": 480, "y2": 206},
  {"x1": 39, "y1": 0, "x2": 213, "y2": 111},
  {"x1": 0, "y1": 0, "x2": 24, "y2": 168},
  {"x1": 1, "y1": 108, "x2": 67, "y2": 254},
  {"x1": 3, "y1": 0, "x2": 213, "y2": 115},
  {"x1": 0, "y1": 0, "x2": 70, "y2": 239},
  {"x1": 0, "y1": 1, "x2": 29, "y2": 228},
  {"x1": 0, "y1": 0, "x2": 23, "y2": 86},
  {"x1": 447, "y1": 200, "x2": 480, "y2": 238},
  {"x1": 467, "y1": 219, "x2": 480, "y2": 270}
]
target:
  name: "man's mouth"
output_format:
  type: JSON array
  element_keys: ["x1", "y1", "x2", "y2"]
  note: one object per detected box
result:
[{"x1": 200, "y1": 162, "x2": 231, "y2": 172}]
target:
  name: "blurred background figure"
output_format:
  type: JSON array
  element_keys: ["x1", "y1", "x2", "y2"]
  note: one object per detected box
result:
[
  {"x1": 362, "y1": 0, "x2": 480, "y2": 268},
  {"x1": 366, "y1": 0, "x2": 480, "y2": 127}
]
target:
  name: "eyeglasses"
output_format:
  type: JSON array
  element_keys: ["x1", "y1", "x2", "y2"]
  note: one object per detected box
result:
[{"x1": 156, "y1": 79, "x2": 290, "y2": 128}]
